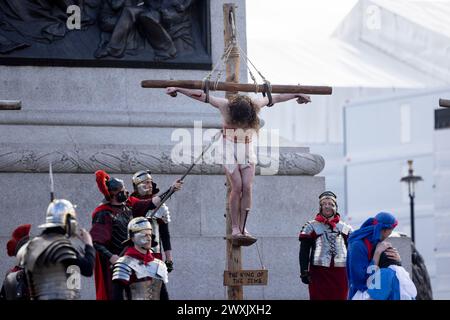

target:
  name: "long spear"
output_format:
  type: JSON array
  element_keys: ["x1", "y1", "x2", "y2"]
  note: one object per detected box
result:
[
  {"x1": 147, "y1": 130, "x2": 222, "y2": 218},
  {"x1": 49, "y1": 162, "x2": 55, "y2": 202}
]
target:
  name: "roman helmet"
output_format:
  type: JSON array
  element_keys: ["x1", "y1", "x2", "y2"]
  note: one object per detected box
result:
[{"x1": 38, "y1": 199, "x2": 78, "y2": 236}]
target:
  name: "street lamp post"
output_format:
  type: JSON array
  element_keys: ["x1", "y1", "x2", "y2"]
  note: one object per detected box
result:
[{"x1": 400, "y1": 160, "x2": 423, "y2": 243}]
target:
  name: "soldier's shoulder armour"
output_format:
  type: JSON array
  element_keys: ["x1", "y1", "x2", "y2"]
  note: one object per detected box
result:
[
  {"x1": 16, "y1": 241, "x2": 29, "y2": 267},
  {"x1": 336, "y1": 221, "x2": 353, "y2": 235},
  {"x1": 112, "y1": 256, "x2": 134, "y2": 282},
  {"x1": 150, "y1": 258, "x2": 169, "y2": 283},
  {"x1": 24, "y1": 234, "x2": 77, "y2": 272},
  {"x1": 300, "y1": 220, "x2": 319, "y2": 237},
  {"x1": 43, "y1": 235, "x2": 78, "y2": 264},
  {"x1": 152, "y1": 258, "x2": 166, "y2": 268},
  {"x1": 303, "y1": 220, "x2": 326, "y2": 235}
]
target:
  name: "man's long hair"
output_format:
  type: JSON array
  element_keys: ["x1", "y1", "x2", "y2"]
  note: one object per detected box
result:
[{"x1": 228, "y1": 95, "x2": 260, "y2": 131}]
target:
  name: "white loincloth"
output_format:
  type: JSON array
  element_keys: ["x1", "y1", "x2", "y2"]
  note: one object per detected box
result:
[{"x1": 220, "y1": 133, "x2": 257, "y2": 174}]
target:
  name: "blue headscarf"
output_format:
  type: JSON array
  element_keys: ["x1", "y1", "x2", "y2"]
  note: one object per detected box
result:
[{"x1": 348, "y1": 212, "x2": 398, "y2": 245}]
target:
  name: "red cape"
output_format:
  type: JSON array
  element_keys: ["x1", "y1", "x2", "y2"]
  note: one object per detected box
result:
[
  {"x1": 90, "y1": 203, "x2": 114, "y2": 300},
  {"x1": 90, "y1": 198, "x2": 158, "y2": 300}
]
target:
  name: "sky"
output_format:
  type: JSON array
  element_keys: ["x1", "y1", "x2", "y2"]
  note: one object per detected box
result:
[
  {"x1": 246, "y1": 0, "x2": 359, "y2": 42},
  {"x1": 246, "y1": 0, "x2": 450, "y2": 41},
  {"x1": 244, "y1": 0, "x2": 450, "y2": 87},
  {"x1": 244, "y1": 0, "x2": 359, "y2": 85}
]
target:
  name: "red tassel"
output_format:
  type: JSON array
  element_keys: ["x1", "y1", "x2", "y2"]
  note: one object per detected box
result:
[
  {"x1": 6, "y1": 239, "x2": 17, "y2": 257},
  {"x1": 7, "y1": 224, "x2": 31, "y2": 257},
  {"x1": 11, "y1": 224, "x2": 31, "y2": 240},
  {"x1": 95, "y1": 170, "x2": 111, "y2": 201}
]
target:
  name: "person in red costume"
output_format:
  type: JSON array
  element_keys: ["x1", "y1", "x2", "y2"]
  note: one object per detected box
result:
[
  {"x1": 127, "y1": 170, "x2": 182, "y2": 300},
  {"x1": 1, "y1": 224, "x2": 32, "y2": 300},
  {"x1": 298, "y1": 191, "x2": 353, "y2": 300},
  {"x1": 128, "y1": 170, "x2": 176, "y2": 264},
  {"x1": 90, "y1": 169, "x2": 181, "y2": 300},
  {"x1": 111, "y1": 217, "x2": 169, "y2": 300}
]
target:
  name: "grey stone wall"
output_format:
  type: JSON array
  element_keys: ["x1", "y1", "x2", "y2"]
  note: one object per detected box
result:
[{"x1": 388, "y1": 236, "x2": 412, "y2": 275}]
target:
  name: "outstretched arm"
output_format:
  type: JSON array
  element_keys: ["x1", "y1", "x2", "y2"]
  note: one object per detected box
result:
[
  {"x1": 166, "y1": 87, "x2": 229, "y2": 111},
  {"x1": 252, "y1": 93, "x2": 311, "y2": 109}
]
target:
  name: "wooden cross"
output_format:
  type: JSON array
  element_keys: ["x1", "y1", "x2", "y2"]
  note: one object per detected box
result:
[
  {"x1": 439, "y1": 99, "x2": 450, "y2": 108},
  {"x1": 0, "y1": 100, "x2": 21, "y2": 110},
  {"x1": 141, "y1": 3, "x2": 333, "y2": 301}
]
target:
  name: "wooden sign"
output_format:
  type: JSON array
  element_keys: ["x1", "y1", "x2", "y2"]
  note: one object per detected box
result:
[{"x1": 223, "y1": 270, "x2": 268, "y2": 286}]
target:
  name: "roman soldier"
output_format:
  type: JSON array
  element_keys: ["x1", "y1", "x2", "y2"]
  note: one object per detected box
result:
[
  {"x1": 1, "y1": 224, "x2": 32, "y2": 300},
  {"x1": 129, "y1": 170, "x2": 175, "y2": 265},
  {"x1": 128, "y1": 170, "x2": 181, "y2": 299},
  {"x1": 299, "y1": 191, "x2": 353, "y2": 300},
  {"x1": 90, "y1": 169, "x2": 181, "y2": 300},
  {"x1": 22, "y1": 199, "x2": 95, "y2": 300},
  {"x1": 112, "y1": 217, "x2": 168, "y2": 300}
]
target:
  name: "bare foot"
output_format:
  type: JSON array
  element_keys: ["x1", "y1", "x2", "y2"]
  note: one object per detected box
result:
[
  {"x1": 242, "y1": 228, "x2": 253, "y2": 237},
  {"x1": 232, "y1": 227, "x2": 242, "y2": 237},
  {"x1": 241, "y1": 229, "x2": 256, "y2": 241}
]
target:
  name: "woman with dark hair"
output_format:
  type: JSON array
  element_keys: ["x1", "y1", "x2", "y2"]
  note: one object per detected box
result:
[
  {"x1": 352, "y1": 247, "x2": 417, "y2": 300},
  {"x1": 166, "y1": 87, "x2": 310, "y2": 244}
]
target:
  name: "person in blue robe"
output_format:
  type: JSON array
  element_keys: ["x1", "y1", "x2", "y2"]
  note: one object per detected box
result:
[{"x1": 346, "y1": 212, "x2": 401, "y2": 299}]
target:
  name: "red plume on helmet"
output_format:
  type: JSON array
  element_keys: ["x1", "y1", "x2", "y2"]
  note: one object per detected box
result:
[
  {"x1": 7, "y1": 224, "x2": 31, "y2": 257},
  {"x1": 95, "y1": 170, "x2": 111, "y2": 201}
]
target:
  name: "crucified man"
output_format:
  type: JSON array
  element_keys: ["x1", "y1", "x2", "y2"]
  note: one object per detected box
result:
[{"x1": 166, "y1": 87, "x2": 311, "y2": 242}]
